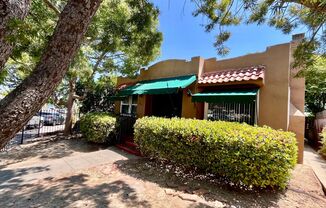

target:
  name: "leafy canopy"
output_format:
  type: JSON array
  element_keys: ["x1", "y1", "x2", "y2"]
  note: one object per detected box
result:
[
  {"x1": 298, "y1": 56, "x2": 326, "y2": 114},
  {"x1": 0, "y1": 0, "x2": 162, "y2": 91},
  {"x1": 192, "y1": 0, "x2": 326, "y2": 68}
]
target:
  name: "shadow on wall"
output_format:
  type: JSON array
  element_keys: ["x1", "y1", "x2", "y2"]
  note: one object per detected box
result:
[{"x1": 0, "y1": 172, "x2": 151, "y2": 208}]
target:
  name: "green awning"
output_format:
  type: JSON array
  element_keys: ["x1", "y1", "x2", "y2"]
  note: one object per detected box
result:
[
  {"x1": 192, "y1": 89, "x2": 258, "y2": 103},
  {"x1": 118, "y1": 74, "x2": 196, "y2": 96}
]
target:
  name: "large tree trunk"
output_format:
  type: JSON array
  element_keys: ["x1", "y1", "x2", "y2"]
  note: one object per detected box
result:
[
  {"x1": 0, "y1": 0, "x2": 102, "y2": 148},
  {"x1": 0, "y1": 0, "x2": 31, "y2": 71},
  {"x1": 64, "y1": 78, "x2": 76, "y2": 136}
]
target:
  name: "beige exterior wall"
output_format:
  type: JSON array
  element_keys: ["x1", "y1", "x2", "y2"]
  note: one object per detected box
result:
[
  {"x1": 115, "y1": 38, "x2": 305, "y2": 163},
  {"x1": 203, "y1": 43, "x2": 291, "y2": 130},
  {"x1": 287, "y1": 40, "x2": 306, "y2": 163}
]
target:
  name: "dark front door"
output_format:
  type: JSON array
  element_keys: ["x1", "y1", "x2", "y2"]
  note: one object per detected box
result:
[{"x1": 151, "y1": 92, "x2": 183, "y2": 118}]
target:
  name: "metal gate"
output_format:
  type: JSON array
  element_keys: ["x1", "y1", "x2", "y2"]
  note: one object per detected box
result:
[{"x1": 117, "y1": 115, "x2": 137, "y2": 143}]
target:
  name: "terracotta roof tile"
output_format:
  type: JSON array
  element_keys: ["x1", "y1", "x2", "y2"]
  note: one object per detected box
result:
[
  {"x1": 198, "y1": 65, "x2": 265, "y2": 84},
  {"x1": 117, "y1": 82, "x2": 135, "y2": 90}
]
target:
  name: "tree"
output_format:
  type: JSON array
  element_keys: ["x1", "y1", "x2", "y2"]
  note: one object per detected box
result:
[
  {"x1": 0, "y1": 1, "x2": 31, "y2": 71},
  {"x1": 77, "y1": 76, "x2": 117, "y2": 114},
  {"x1": 192, "y1": 0, "x2": 326, "y2": 68},
  {"x1": 0, "y1": 0, "x2": 102, "y2": 148},
  {"x1": 0, "y1": 0, "x2": 162, "y2": 136},
  {"x1": 299, "y1": 56, "x2": 326, "y2": 114}
]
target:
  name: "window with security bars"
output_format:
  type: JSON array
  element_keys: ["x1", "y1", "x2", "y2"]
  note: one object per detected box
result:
[{"x1": 206, "y1": 101, "x2": 256, "y2": 125}]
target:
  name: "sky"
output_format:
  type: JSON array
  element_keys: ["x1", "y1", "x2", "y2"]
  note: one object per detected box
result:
[{"x1": 152, "y1": 0, "x2": 304, "y2": 63}]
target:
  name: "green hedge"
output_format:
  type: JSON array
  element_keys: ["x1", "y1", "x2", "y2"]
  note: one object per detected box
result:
[
  {"x1": 80, "y1": 112, "x2": 116, "y2": 144},
  {"x1": 134, "y1": 117, "x2": 298, "y2": 189}
]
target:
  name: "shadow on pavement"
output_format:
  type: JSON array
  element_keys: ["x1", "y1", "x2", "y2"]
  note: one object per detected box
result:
[
  {"x1": 0, "y1": 173, "x2": 150, "y2": 208},
  {"x1": 0, "y1": 137, "x2": 111, "y2": 168},
  {"x1": 114, "y1": 158, "x2": 326, "y2": 208}
]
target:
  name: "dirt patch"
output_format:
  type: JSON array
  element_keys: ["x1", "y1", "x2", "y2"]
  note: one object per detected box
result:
[
  {"x1": 115, "y1": 158, "x2": 326, "y2": 208},
  {"x1": 0, "y1": 136, "x2": 107, "y2": 168},
  {"x1": 0, "y1": 163, "x2": 221, "y2": 208},
  {"x1": 1, "y1": 157, "x2": 325, "y2": 207}
]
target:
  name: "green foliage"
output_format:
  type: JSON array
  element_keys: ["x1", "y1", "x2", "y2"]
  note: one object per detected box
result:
[
  {"x1": 193, "y1": 0, "x2": 326, "y2": 68},
  {"x1": 298, "y1": 56, "x2": 326, "y2": 114},
  {"x1": 134, "y1": 117, "x2": 298, "y2": 189},
  {"x1": 77, "y1": 76, "x2": 117, "y2": 113},
  {"x1": 80, "y1": 112, "x2": 117, "y2": 144},
  {"x1": 86, "y1": 0, "x2": 162, "y2": 76},
  {"x1": 1, "y1": 0, "x2": 162, "y2": 99},
  {"x1": 318, "y1": 127, "x2": 326, "y2": 157}
]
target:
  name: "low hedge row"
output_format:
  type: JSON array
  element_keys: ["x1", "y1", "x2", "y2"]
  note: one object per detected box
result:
[
  {"x1": 80, "y1": 112, "x2": 116, "y2": 144},
  {"x1": 134, "y1": 117, "x2": 298, "y2": 189}
]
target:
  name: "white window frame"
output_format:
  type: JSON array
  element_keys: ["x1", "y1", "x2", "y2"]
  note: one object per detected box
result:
[{"x1": 120, "y1": 96, "x2": 137, "y2": 116}]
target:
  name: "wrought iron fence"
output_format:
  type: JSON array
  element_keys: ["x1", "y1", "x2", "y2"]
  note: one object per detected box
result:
[
  {"x1": 116, "y1": 114, "x2": 137, "y2": 143},
  {"x1": 1, "y1": 108, "x2": 71, "y2": 152},
  {"x1": 207, "y1": 101, "x2": 257, "y2": 125}
]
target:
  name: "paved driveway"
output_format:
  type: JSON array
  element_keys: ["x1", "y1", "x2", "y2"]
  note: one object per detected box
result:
[{"x1": 304, "y1": 144, "x2": 326, "y2": 191}]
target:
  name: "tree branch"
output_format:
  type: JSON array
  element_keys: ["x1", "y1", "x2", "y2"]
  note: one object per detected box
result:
[
  {"x1": 43, "y1": 0, "x2": 60, "y2": 15},
  {"x1": 285, "y1": 0, "x2": 326, "y2": 12},
  {"x1": 0, "y1": 0, "x2": 31, "y2": 71}
]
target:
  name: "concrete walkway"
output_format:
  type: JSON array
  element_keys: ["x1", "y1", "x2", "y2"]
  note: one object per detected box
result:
[
  {"x1": 304, "y1": 144, "x2": 326, "y2": 191},
  {"x1": 0, "y1": 146, "x2": 136, "y2": 186}
]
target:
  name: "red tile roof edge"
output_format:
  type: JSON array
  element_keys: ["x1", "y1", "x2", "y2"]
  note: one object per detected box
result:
[{"x1": 198, "y1": 65, "x2": 265, "y2": 84}]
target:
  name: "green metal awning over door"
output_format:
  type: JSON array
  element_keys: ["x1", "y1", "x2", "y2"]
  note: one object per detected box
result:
[
  {"x1": 192, "y1": 89, "x2": 258, "y2": 103},
  {"x1": 118, "y1": 74, "x2": 196, "y2": 96}
]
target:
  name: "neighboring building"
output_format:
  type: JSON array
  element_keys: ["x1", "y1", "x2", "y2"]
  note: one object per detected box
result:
[{"x1": 114, "y1": 34, "x2": 305, "y2": 163}]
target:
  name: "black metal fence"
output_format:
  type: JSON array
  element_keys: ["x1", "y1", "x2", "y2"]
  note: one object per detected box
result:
[
  {"x1": 117, "y1": 115, "x2": 137, "y2": 142},
  {"x1": 207, "y1": 101, "x2": 257, "y2": 125},
  {"x1": 1, "y1": 108, "x2": 70, "y2": 151}
]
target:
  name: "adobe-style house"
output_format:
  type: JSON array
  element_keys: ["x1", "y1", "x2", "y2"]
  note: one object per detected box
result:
[{"x1": 114, "y1": 34, "x2": 305, "y2": 163}]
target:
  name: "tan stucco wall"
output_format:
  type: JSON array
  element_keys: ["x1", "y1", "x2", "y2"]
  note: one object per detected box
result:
[
  {"x1": 289, "y1": 115, "x2": 305, "y2": 163},
  {"x1": 287, "y1": 41, "x2": 305, "y2": 164},
  {"x1": 181, "y1": 83, "x2": 197, "y2": 118},
  {"x1": 136, "y1": 95, "x2": 146, "y2": 118},
  {"x1": 117, "y1": 57, "x2": 202, "y2": 85},
  {"x1": 203, "y1": 43, "x2": 291, "y2": 131}
]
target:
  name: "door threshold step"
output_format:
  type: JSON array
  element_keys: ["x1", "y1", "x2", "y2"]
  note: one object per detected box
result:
[{"x1": 116, "y1": 144, "x2": 141, "y2": 156}]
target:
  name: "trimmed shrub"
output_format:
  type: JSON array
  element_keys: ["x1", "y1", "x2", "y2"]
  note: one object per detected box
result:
[
  {"x1": 134, "y1": 117, "x2": 298, "y2": 189},
  {"x1": 319, "y1": 127, "x2": 326, "y2": 157},
  {"x1": 80, "y1": 112, "x2": 116, "y2": 144}
]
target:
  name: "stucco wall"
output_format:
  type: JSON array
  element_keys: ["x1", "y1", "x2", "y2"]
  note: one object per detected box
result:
[
  {"x1": 203, "y1": 43, "x2": 291, "y2": 131},
  {"x1": 288, "y1": 40, "x2": 305, "y2": 164},
  {"x1": 117, "y1": 57, "x2": 201, "y2": 85}
]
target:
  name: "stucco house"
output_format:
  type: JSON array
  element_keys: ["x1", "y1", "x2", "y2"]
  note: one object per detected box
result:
[{"x1": 113, "y1": 34, "x2": 305, "y2": 163}]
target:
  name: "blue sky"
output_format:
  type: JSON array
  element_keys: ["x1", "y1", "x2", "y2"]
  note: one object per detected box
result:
[{"x1": 152, "y1": 0, "x2": 304, "y2": 63}]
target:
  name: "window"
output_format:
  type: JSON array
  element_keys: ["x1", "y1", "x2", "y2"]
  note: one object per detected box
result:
[
  {"x1": 120, "y1": 95, "x2": 138, "y2": 116},
  {"x1": 205, "y1": 101, "x2": 257, "y2": 125}
]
